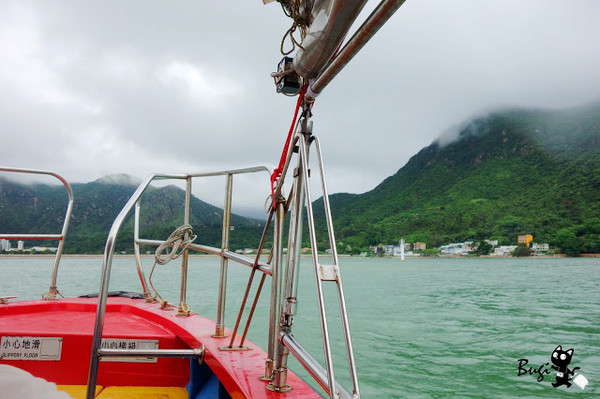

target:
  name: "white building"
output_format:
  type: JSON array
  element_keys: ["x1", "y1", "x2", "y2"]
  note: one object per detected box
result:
[
  {"x1": 531, "y1": 243, "x2": 550, "y2": 255},
  {"x1": 31, "y1": 246, "x2": 58, "y2": 253},
  {"x1": 440, "y1": 243, "x2": 472, "y2": 255},
  {"x1": 0, "y1": 239, "x2": 11, "y2": 251},
  {"x1": 379, "y1": 245, "x2": 419, "y2": 257},
  {"x1": 384, "y1": 245, "x2": 398, "y2": 256},
  {"x1": 531, "y1": 243, "x2": 549, "y2": 252},
  {"x1": 17, "y1": 240, "x2": 24, "y2": 250},
  {"x1": 491, "y1": 245, "x2": 518, "y2": 256}
]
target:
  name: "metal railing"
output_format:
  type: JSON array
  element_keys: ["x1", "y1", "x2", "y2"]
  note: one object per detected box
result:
[
  {"x1": 99, "y1": 346, "x2": 204, "y2": 360},
  {"x1": 85, "y1": 154, "x2": 360, "y2": 399},
  {"x1": 0, "y1": 166, "x2": 74, "y2": 300},
  {"x1": 86, "y1": 166, "x2": 271, "y2": 399}
]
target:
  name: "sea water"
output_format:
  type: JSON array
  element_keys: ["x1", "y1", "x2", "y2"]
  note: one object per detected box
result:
[{"x1": 1, "y1": 256, "x2": 599, "y2": 398}]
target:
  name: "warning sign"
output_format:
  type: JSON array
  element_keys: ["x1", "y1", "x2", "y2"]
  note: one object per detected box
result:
[
  {"x1": 0, "y1": 336, "x2": 158, "y2": 363},
  {"x1": 0, "y1": 336, "x2": 62, "y2": 361},
  {"x1": 100, "y1": 338, "x2": 159, "y2": 363}
]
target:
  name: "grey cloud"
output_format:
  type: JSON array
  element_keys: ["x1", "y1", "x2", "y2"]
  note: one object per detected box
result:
[{"x1": 1, "y1": 0, "x2": 600, "y2": 215}]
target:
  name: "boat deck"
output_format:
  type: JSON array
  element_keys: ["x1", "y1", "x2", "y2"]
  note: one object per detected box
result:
[
  {"x1": 0, "y1": 296, "x2": 321, "y2": 398},
  {"x1": 57, "y1": 385, "x2": 187, "y2": 399}
]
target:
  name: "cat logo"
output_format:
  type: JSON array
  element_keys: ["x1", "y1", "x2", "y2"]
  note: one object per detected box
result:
[
  {"x1": 550, "y1": 346, "x2": 587, "y2": 390},
  {"x1": 517, "y1": 345, "x2": 588, "y2": 390}
]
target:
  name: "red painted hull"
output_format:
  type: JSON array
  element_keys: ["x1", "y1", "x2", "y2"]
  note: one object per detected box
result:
[{"x1": 0, "y1": 297, "x2": 321, "y2": 398}]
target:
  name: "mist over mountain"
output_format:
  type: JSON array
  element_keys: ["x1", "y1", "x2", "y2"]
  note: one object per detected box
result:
[
  {"x1": 313, "y1": 102, "x2": 600, "y2": 254},
  {"x1": 94, "y1": 174, "x2": 142, "y2": 186},
  {"x1": 2, "y1": 102, "x2": 600, "y2": 255}
]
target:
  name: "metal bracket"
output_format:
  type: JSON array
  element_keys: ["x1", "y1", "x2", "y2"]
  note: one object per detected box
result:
[
  {"x1": 0, "y1": 296, "x2": 17, "y2": 305},
  {"x1": 218, "y1": 345, "x2": 252, "y2": 351},
  {"x1": 318, "y1": 264, "x2": 339, "y2": 282}
]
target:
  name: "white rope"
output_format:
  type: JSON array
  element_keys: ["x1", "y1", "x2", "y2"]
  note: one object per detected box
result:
[
  {"x1": 154, "y1": 224, "x2": 196, "y2": 265},
  {"x1": 148, "y1": 224, "x2": 197, "y2": 304}
]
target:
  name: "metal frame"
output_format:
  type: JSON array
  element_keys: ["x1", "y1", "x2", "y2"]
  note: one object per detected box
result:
[
  {"x1": 260, "y1": 3, "x2": 410, "y2": 391},
  {"x1": 86, "y1": 166, "x2": 271, "y2": 399},
  {"x1": 0, "y1": 166, "x2": 74, "y2": 300},
  {"x1": 85, "y1": 0, "x2": 409, "y2": 395},
  {"x1": 85, "y1": 155, "x2": 359, "y2": 398},
  {"x1": 306, "y1": 0, "x2": 407, "y2": 101},
  {"x1": 264, "y1": 110, "x2": 359, "y2": 399}
]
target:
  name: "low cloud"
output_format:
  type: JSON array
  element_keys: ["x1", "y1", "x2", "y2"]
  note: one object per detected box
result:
[{"x1": 1, "y1": 1, "x2": 600, "y2": 217}]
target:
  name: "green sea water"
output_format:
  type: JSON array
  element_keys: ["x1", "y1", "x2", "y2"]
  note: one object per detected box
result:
[{"x1": 2, "y1": 256, "x2": 599, "y2": 398}]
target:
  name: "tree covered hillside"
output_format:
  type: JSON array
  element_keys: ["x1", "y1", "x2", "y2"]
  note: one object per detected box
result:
[
  {"x1": 0, "y1": 176, "x2": 266, "y2": 253},
  {"x1": 3, "y1": 103, "x2": 600, "y2": 255},
  {"x1": 316, "y1": 103, "x2": 600, "y2": 254}
]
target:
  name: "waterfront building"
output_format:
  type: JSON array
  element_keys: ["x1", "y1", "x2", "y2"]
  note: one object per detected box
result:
[
  {"x1": 439, "y1": 243, "x2": 472, "y2": 256},
  {"x1": 413, "y1": 242, "x2": 426, "y2": 251},
  {"x1": 531, "y1": 242, "x2": 550, "y2": 255},
  {"x1": 0, "y1": 239, "x2": 11, "y2": 251},
  {"x1": 492, "y1": 245, "x2": 518, "y2": 256},
  {"x1": 518, "y1": 234, "x2": 534, "y2": 247}
]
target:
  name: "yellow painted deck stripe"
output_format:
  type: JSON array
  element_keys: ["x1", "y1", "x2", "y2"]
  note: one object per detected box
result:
[
  {"x1": 56, "y1": 385, "x2": 187, "y2": 399},
  {"x1": 57, "y1": 385, "x2": 103, "y2": 399},
  {"x1": 96, "y1": 386, "x2": 188, "y2": 399}
]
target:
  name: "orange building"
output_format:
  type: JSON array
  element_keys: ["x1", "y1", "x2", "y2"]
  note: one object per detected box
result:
[
  {"x1": 518, "y1": 234, "x2": 533, "y2": 247},
  {"x1": 413, "y1": 242, "x2": 426, "y2": 251}
]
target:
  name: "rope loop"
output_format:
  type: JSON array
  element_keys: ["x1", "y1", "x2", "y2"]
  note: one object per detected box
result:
[
  {"x1": 280, "y1": 25, "x2": 304, "y2": 56},
  {"x1": 278, "y1": 0, "x2": 313, "y2": 56},
  {"x1": 155, "y1": 224, "x2": 197, "y2": 265},
  {"x1": 149, "y1": 224, "x2": 197, "y2": 304},
  {"x1": 41, "y1": 289, "x2": 64, "y2": 300}
]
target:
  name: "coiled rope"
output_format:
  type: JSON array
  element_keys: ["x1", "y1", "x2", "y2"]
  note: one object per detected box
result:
[
  {"x1": 154, "y1": 224, "x2": 197, "y2": 264},
  {"x1": 148, "y1": 224, "x2": 197, "y2": 304}
]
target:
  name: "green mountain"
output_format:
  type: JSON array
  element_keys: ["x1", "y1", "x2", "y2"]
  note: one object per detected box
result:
[
  {"x1": 315, "y1": 102, "x2": 600, "y2": 255},
  {"x1": 3, "y1": 103, "x2": 600, "y2": 256},
  {"x1": 0, "y1": 176, "x2": 265, "y2": 253}
]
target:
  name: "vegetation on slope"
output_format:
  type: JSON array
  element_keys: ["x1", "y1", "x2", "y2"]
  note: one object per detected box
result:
[
  {"x1": 314, "y1": 103, "x2": 600, "y2": 255},
  {"x1": 2, "y1": 103, "x2": 600, "y2": 256},
  {"x1": 0, "y1": 177, "x2": 266, "y2": 254}
]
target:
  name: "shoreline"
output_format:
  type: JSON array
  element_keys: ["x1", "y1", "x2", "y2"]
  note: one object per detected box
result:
[
  {"x1": 1, "y1": 253, "x2": 599, "y2": 259},
  {"x1": 0, "y1": 254, "x2": 222, "y2": 259},
  {"x1": 0, "y1": 253, "x2": 349, "y2": 259}
]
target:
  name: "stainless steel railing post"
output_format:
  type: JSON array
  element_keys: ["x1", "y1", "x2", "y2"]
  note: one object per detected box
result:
[
  {"x1": 133, "y1": 200, "x2": 153, "y2": 301},
  {"x1": 214, "y1": 173, "x2": 233, "y2": 336},
  {"x1": 283, "y1": 122, "x2": 308, "y2": 327},
  {"x1": 267, "y1": 129, "x2": 308, "y2": 393},
  {"x1": 263, "y1": 200, "x2": 285, "y2": 380},
  {"x1": 177, "y1": 176, "x2": 193, "y2": 316}
]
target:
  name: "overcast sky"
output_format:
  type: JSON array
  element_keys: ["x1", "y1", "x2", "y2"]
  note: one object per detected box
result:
[{"x1": 2, "y1": 1, "x2": 600, "y2": 217}]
